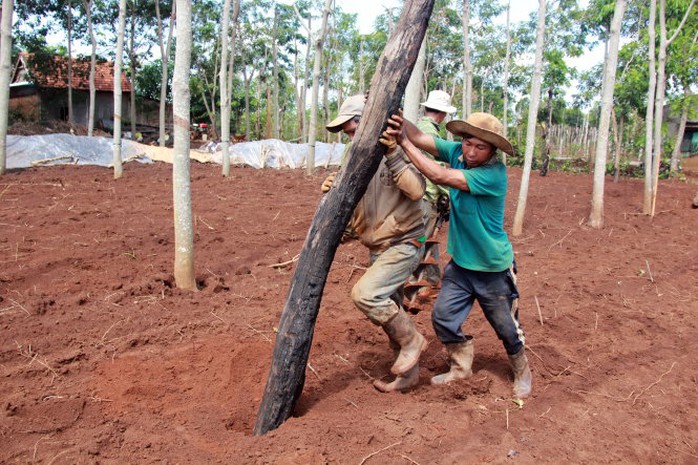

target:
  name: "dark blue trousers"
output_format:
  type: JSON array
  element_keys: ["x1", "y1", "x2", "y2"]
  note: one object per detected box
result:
[{"x1": 432, "y1": 260, "x2": 525, "y2": 355}]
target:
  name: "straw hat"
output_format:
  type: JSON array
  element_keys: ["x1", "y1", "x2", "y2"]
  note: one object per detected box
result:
[
  {"x1": 420, "y1": 90, "x2": 457, "y2": 114},
  {"x1": 446, "y1": 112, "x2": 515, "y2": 156},
  {"x1": 326, "y1": 95, "x2": 365, "y2": 133}
]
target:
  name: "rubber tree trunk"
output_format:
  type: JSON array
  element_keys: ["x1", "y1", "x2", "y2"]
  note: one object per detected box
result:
[
  {"x1": 253, "y1": 0, "x2": 436, "y2": 436},
  {"x1": 650, "y1": 0, "x2": 695, "y2": 216},
  {"x1": 0, "y1": 0, "x2": 14, "y2": 175},
  {"x1": 112, "y1": 0, "x2": 127, "y2": 180},
  {"x1": 129, "y1": 6, "x2": 137, "y2": 135},
  {"x1": 172, "y1": 0, "x2": 196, "y2": 290},
  {"x1": 403, "y1": 36, "x2": 426, "y2": 122},
  {"x1": 306, "y1": 0, "x2": 332, "y2": 175},
  {"x1": 512, "y1": 0, "x2": 546, "y2": 237},
  {"x1": 156, "y1": 0, "x2": 175, "y2": 147},
  {"x1": 502, "y1": 0, "x2": 511, "y2": 144},
  {"x1": 643, "y1": 0, "x2": 657, "y2": 214},
  {"x1": 67, "y1": 1, "x2": 74, "y2": 127},
  {"x1": 461, "y1": 0, "x2": 472, "y2": 117},
  {"x1": 670, "y1": 98, "x2": 688, "y2": 173},
  {"x1": 84, "y1": 0, "x2": 96, "y2": 137},
  {"x1": 220, "y1": 0, "x2": 232, "y2": 176},
  {"x1": 588, "y1": 0, "x2": 626, "y2": 228}
]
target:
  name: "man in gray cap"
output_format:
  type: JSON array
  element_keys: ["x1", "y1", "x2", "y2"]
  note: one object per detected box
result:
[
  {"x1": 322, "y1": 94, "x2": 429, "y2": 393},
  {"x1": 385, "y1": 111, "x2": 532, "y2": 399}
]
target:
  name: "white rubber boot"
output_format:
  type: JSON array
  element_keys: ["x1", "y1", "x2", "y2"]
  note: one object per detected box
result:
[
  {"x1": 431, "y1": 340, "x2": 474, "y2": 385},
  {"x1": 508, "y1": 347, "x2": 532, "y2": 398}
]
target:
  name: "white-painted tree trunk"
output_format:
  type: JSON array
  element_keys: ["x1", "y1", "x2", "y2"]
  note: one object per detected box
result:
[
  {"x1": 67, "y1": 0, "x2": 74, "y2": 127},
  {"x1": 83, "y1": 0, "x2": 96, "y2": 137},
  {"x1": 0, "y1": 0, "x2": 13, "y2": 175},
  {"x1": 502, "y1": 0, "x2": 511, "y2": 147},
  {"x1": 306, "y1": 0, "x2": 333, "y2": 175},
  {"x1": 643, "y1": 0, "x2": 658, "y2": 214},
  {"x1": 670, "y1": 97, "x2": 689, "y2": 172},
  {"x1": 461, "y1": 0, "x2": 471, "y2": 117},
  {"x1": 112, "y1": 0, "x2": 127, "y2": 179},
  {"x1": 129, "y1": 5, "x2": 137, "y2": 135},
  {"x1": 512, "y1": 0, "x2": 546, "y2": 237},
  {"x1": 589, "y1": 0, "x2": 627, "y2": 228},
  {"x1": 220, "y1": 0, "x2": 232, "y2": 176},
  {"x1": 172, "y1": 0, "x2": 196, "y2": 290},
  {"x1": 226, "y1": 0, "x2": 240, "y2": 143},
  {"x1": 156, "y1": 0, "x2": 175, "y2": 147},
  {"x1": 403, "y1": 37, "x2": 426, "y2": 122},
  {"x1": 650, "y1": 0, "x2": 695, "y2": 216},
  {"x1": 302, "y1": 17, "x2": 311, "y2": 143}
]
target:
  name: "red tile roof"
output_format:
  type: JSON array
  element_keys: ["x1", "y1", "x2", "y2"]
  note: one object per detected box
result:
[{"x1": 19, "y1": 54, "x2": 132, "y2": 93}]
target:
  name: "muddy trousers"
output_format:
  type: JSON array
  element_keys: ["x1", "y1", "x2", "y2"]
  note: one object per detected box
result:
[
  {"x1": 351, "y1": 242, "x2": 422, "y2": 325},
  {"x1": 432, "y1": 260, "x2": 525, "y2": 356}
]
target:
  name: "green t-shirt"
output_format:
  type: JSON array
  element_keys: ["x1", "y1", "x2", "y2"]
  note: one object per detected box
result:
[
  {"x1": 416, "y1": 116, "x2": 450, "y2": 204},
  {"x1": 434, "y1": 138, "x2": 513, "y2": 272}
]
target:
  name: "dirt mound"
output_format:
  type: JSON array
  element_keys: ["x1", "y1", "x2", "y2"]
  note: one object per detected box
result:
[{"x1": 0, "y1": 163, "x2": 697, "y2": 464}]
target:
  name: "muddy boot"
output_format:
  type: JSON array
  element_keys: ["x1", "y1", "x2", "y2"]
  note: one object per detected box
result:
[
  {"x1": 387, "y1": 334, "x2": 400, "y2": 358},
  {"x1": 431, "y1": 340, "x2": 474, "y2": 385},
  {"x1": 508, "y1": 347, "x2": 532, "y2": 398},
  {"x1": 373, "y1": 364, "x2": 420, "y2": 393},
  {"x1": 382, "y1": 310, "x2": 428, "y2": 375}
]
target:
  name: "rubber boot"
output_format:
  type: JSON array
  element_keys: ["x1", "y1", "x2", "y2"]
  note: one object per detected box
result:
[
  {"x1": 508, "y1": 347, "x2": 532, "y2": 398},
  {"x1": 382, "y1": 310, "x2": 428, "y2": 375},
  {"x1": 431, "y1": 340, "x2": 474, "y2": 385},
  {"x1": 373, "y1": 364, "x2": 420, "y2": 393}
]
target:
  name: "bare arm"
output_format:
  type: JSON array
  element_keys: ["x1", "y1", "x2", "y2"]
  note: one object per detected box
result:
[
  {"x1": 386, "y1": 113, "x2": 469, "y2": 191},
  {"x1": 397, "y1": 135, "x2": 470, "y2": 192}
]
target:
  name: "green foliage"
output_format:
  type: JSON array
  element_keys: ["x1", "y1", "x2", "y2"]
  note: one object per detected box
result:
[
  {"x1": 136, "y1": 59, "x2": 173, "y2": 102},
  {"x1": 15, "y1": 0, "x2": 694, "y2": 169},
  {"x1": 537, "y1": 96, "x2": 575, "y2": 126},
  {"x1": 602, "y1": 156, "x2": 682, "y2": 180},
  {"x1": 552, "y1": 157, "x2": 590, "y2": 174}
]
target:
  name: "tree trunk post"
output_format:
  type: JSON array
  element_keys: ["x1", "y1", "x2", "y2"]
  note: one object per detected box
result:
[
  {"x1": 0, "y1": 0, "x2": 14, "y2": 175},
  {"x1": 253, "y1": 0, "x2": 436, "y2": 436}
]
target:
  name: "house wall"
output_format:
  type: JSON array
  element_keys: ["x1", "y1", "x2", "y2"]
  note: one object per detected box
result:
[
  {"x1": 9, "y1": 85, "x2": 171, "y2": 132},
  {"x1": 8, "y1": 94, "x2": 41, "y2": 122}
]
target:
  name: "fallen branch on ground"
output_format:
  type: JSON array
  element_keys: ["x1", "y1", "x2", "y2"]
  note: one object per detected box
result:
[
  {"x1": 632, "y1": 362, "x2": 677, "y2": 405},
  {"x1": 268, "y1": 254, "x2": 300, "y2": 268},
  {"x1": 359, "y1": 442, "x2": 402, "y2": 465}
]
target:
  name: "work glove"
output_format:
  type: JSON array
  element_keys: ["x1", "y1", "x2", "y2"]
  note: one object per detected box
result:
[
  {"x1": 321, "y1": 172, "x2": 337, "y2": 193},
  {"x1": 379, "y1": 130, "x2": 397, "y2": 154}
]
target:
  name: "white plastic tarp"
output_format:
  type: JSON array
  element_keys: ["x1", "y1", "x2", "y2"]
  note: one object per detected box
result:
[{"x1": 5, "y1": 134, "x2": 346, "y2": 169}]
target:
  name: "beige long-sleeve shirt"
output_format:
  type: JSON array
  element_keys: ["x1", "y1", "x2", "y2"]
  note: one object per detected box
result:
[{"x1": 349, "y1": 148, "x2": 426, "y2": 252}]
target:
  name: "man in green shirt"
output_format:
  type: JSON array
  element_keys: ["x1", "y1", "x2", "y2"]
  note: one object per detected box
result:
[{"x1": 384, "y1": 111, "x2": 532, "y2": 399}]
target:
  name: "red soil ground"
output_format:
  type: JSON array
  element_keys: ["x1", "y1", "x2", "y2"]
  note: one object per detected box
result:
[{"x1": 1, "y1": 161, "x2": 697, "y2": 464}]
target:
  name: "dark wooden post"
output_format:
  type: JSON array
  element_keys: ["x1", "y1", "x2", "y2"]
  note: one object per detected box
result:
[{"x1": 253, "y1": 0, "x2": 436, "y2": 436}]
